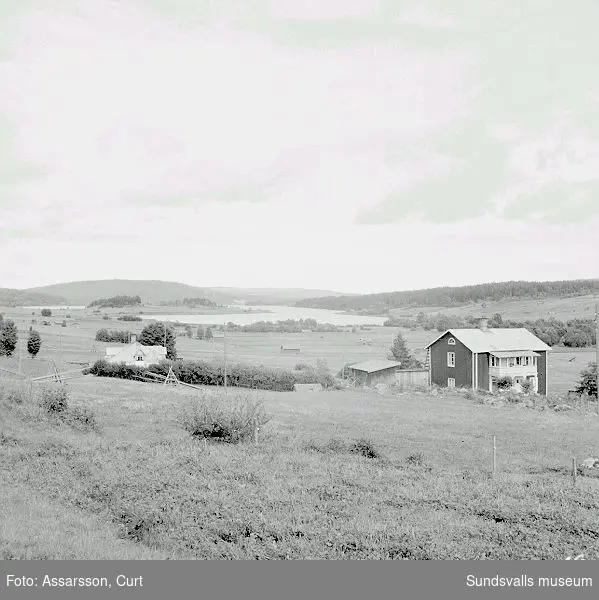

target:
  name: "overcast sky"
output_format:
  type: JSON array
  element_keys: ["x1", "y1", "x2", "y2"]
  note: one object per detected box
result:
[{"x1": 1, "y1": 0, "x2": 598, "y2": 294}]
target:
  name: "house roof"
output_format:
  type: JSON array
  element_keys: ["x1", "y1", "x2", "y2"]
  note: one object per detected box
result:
[
  {"x1": 425, "y1": 328, "x2": 551, "y2": 353},
  {"x1": 348, "y1": 360, "x2": 401, "y2": 373},
  {"x1": 105, "y1": 341, "x2": 166, "y2": 363}
]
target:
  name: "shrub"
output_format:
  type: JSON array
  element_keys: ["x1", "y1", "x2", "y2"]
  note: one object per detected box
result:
[
  {"x1": 521, "y1": 380, "x2": 533, "y2": 394},
  {"x1": 88, "y1": 360, "x2": 147, "y2": 381},
  {"x1": 294, "y1": 362, "x2": 313, "y2": 371},
  {"x1": 496, "y1": 376, "x2": 513, "y2": 390},
  {"x1": 61, "y1": 405, "x2": 99, "y2": 431},
  {"x1": 0, "y1": 319, "x2": 18, "y2": 356},
  {"x1": 41, "y1": 308, "x2": 52, "y2": 317},
  {"x1": 117, "y1": 315, "x2": 142, "y2": 322},
  {"x1": 575, "y1": 362, "x2": 597, "y2": 398},
  {"x1": 349, "y1": 438, "x2": 382, "y2": 459},
  {"x1": 0, "y1": 382, "x2": 28, "y2": 405},
  {"x1": 40, "y1": 386, "x2": 69, "y2": 413},
  {"x1": 179, "y1": 394, "x2": 270, "y2": 444},
  {"x1": 27, "y1": 329, "x2": 42, "y2": 358},
  {"x1": 102, "y1": 314, "x2": 111, "y2": 320},
  {"x1": 405, "y1": 452, "x2": 426, "y2": 466}
]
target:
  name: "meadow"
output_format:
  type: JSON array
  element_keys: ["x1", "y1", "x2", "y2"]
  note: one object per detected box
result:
[
  {"x1": 1, "y1": 303, "x2": 597, "y2": 560},
  {"x1": 0, "y1": 306, "x2": 593, "y2": 394},
  {"x1": 1, "y1": 376, "x2": 598, "y2": 560}
]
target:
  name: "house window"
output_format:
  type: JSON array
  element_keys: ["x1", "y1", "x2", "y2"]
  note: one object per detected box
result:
[
  {"x1": 491, "y1": 356, "x2": 498, "y2": 367},
  {"x1": 508, "y1": 357, "x2": 515, "y2": 367},
  {"x1": 516, "y1": 357, "x2": 522, "y2": 366},
  {"x1": 447, "y1": 377, "x2": 456, "y2": 388},
  {"x1": 447, "y1": 352, "x2": 455, "y2": 367},
  {"x1": 523, "y1": 356, "x2": 530, "y2": 366},
  {"x1": 448, "y1": 337, "x2": 456, "y2": 345},
  {"x1": 135, "y1": 355, "x2": 143, "y2": 361}
]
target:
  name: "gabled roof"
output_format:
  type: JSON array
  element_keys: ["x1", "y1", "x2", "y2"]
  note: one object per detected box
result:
[
  {"x1": 348, "y1": 360, "x2": 401, "y2": 373},
  {"x1": 105, "y1": 341, "x2": 167, "y2": 363},
  {"x1": 425, "y1": 328, "x2": 551, "y2": 353}
]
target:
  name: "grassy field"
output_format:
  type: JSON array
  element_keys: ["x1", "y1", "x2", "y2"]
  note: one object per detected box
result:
[
  {"x1": 0, "y1": 306, "x2": 593, "y2": 394},
  {"x1": 389, "y1": 294, "x2": 598, "y2": 321},
  {"x1": 1, "y1": 376, "x2": 598, "y2": 560}
]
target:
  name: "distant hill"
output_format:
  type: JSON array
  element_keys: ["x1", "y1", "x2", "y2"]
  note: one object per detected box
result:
[
  {"x1": 295, "y1": 279, "x2": 599, "y2": 314},
  {"x1": 0, "y1": 287, "x2": 68, "y2": 307},
  {"x1": 20, "y1": 280, "x2": 347, "y2": 306}
]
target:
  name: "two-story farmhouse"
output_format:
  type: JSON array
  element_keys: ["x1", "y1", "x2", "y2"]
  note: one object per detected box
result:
[{"x1": 425, "y1": 318, "x2": 551, "y2": 395}]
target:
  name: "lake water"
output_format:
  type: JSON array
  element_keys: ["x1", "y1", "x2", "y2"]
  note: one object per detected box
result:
[
  {"x1": 24, "y1": 305, "x2": 87, "y2": 310},
  {"x1": 141, "y1": 305, "x2": 387, "y2": 327}
]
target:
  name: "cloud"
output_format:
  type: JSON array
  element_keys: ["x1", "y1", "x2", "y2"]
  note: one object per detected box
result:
[{"x1": 0, "y1": 0, "x2": 471, "y2": 242}]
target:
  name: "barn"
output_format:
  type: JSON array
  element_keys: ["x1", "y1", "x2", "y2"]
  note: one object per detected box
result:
[
  {"x1": 425, "y1": 318, "x2": 551, "y2": 395},
  {"x1": 347, "y1": 360, "x2": 401, "y2": 386}
]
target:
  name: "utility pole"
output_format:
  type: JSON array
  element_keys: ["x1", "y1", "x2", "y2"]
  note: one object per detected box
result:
[
  {"x1": 595, "y1": 302, "x2": 598, "y2": 414},
  {"x1": 223, "y1": 322, "x2": 227, "y2": 394}
]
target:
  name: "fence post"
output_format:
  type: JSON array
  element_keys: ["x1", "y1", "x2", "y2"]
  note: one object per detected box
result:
[
  {"x1": 572, "y1": 457, "x2": 577, "y2": 485},
  {"x1": 492, "y1": 435, "x2": 497, "y2": 476}
]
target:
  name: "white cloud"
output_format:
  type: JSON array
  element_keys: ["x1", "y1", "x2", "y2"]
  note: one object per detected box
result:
[
  {"x1": 270, "y1": 0, "x2": 380, "y2": 20},
  {"x1": 396, "y1": 6, "x2": 457, "y2": 29}
]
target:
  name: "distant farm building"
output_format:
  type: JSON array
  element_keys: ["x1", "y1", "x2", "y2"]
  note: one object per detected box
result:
[
  {"x1": 425, "y1": 318, "x2": 551, "y2": 395},
  {"x1": 105, "y1": 341, "x2": 167, "y2": 367},
  {"x1": 347, "y1": 360, "x2": 401, "y2": 386},
  {"x1": 281, "y1": 345, "x2": 301, "y2": 354}
]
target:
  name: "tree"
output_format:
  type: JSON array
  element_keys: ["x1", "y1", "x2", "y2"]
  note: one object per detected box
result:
[
  {"x1": 575, "y1": 362, "x2": 597, "y2": 398},
  {"x1": 27, "y1": 329, "x2": 42, "y2": 358},
  {"x1": 41, "y1": 308, "x2": 52, "y2": 317},
  {"x1": 0, "y1": 319, "x2": 18, "y2": 356},
  {"x1": 196, "y1": 326, "x2": 205, "y2": 340},
  {"x1": 563, "y1": 328, "x2": 592, "y2": 348},
  {"x1": 204, "y1": 327, "x2": 213, "y2": 341},
  {"x1": 388, "y1": 332, "x2": 419, "y2": 367},
  {"x1": 184, "y1": 324, "x2": 193, "y2": 338},
  {"x1": 138, "y1": 322, "x2": 177, "y2": 359}
]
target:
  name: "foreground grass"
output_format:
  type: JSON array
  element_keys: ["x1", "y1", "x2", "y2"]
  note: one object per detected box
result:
[{"x1": 1, "y1": 377, "x2": 598, "y2": 559}]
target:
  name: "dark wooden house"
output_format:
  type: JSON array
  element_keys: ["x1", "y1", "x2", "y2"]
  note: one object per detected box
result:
[{"x1": 425, "y1": 318, "x2": 551, "y2": 395}]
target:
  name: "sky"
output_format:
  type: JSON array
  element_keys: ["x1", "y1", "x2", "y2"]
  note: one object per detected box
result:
[{"x1": 1, "y1": 0, "x2": 598, "y2": 294}]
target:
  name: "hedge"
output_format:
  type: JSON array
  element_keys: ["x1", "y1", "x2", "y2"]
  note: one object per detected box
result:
[{"x1": 88, "y1": 359, "x2": 336, "y2": 392}]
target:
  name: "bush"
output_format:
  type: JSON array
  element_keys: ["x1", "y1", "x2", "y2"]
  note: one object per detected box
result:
[
  {"x1": 405, "y1": 452, "x2": 426, "y2": 466},
  {"x1": 349, "y1": 438, "x2": 382, "y2": 459},
  {"x1": 40, "y1": 386, "x2": 69, "y2": 413},
  {"x1": 179, "y1": 394, "x2": 270, "y2": 444},
  {"x1": 61, "y1": 405, "x2": 99, "y2": 431},
  {"x1": 117, "y1": 315, "x2": 142, "y2": 322},
  {"x1": 496, "y1": 376, "x2": 513, "y2": 390},
  {"x1": 89, "y1": 357, "x2": 337, "y2": 392},
  {"x1": 575, "y1": 362, "x2": 597, "y2": 398},
  {"x1": 521, "y1": 380, "x2": 533, "y2": 394},
  {"x1": 41, "y1": 308, "x2": 52, "y2": 317},
  {"x1": 0, "y1": 382, "x2": 28, "y2": 405}
]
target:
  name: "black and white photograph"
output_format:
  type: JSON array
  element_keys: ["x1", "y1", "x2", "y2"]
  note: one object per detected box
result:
[{"x1": 1, "y1": 0, "x2": 598, "y2": 575}]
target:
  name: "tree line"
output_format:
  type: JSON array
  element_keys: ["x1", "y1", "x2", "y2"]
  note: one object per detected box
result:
[
  {"x1": 158, "y1": 297, "x2": 217, "y2": 307},
  {"x1": 384, "y1": 313, "x2": 597, "y2": 348},
  {"x1": 224, "y1": 319, "x2": 342, "y2": 333},
  {"x1": 88, "y1": 295, "x2": 142, "y2": 308},
  {"x1": 296, "y1": 279, "x2": 599, "y2": 312}
]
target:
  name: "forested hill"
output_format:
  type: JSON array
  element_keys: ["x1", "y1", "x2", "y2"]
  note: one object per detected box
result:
[{"x1": 295, "y1": 279, "x2": 599, "y2": 313}]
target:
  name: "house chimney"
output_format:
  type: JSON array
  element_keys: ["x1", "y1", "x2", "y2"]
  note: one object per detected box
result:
[{"x1": 479, "y1": 318, "x2": 488, "y2": 331}]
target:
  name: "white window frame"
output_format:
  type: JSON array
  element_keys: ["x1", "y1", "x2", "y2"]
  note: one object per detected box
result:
[
  {"x1": 447, "y1": 377, "x2": 456, "y2": 388},
  {"x1": 516, "y1": 357, "x2": 522, "y2": 366},
  {"x1": 448, "y1": 337, "x2": 456, "y2": 345},
  {"x1": 447, "y1": 352, "x2": 455, "y2": 367},
  {"x1": 508, "y1": 357, "x2": 515, "y2": 367},
  {"x1": 523, "y1": 356, "x2": 530, "y2": 366}
]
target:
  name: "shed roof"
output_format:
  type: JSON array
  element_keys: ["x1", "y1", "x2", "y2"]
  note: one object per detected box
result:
[
  {"x1": 425, "y1": 328, "x2": 551, "y2": 353},
  {"x1": 348, "y1": 360, "x2": 401, "y2": 373}
]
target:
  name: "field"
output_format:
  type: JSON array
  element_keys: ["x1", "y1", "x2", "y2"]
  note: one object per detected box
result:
[
  {"x1": 0, "y1": 306, "x2": 593, "y2": 394},
  {"x1": 1, "y1": 304, "x2": 598, "y2": 560},
  {"x1": 1, "y1": 376, "x2": 598, "y2": 560},
  {"x1": 389, "y1": 294, "x2": 598, "y2": 321}
]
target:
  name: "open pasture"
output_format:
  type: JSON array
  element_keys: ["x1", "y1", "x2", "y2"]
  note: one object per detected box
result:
[
  {"x1": 0, "y1": 306, "x2": 593, "y2": 394},
  {"x1": 1, "y1": 376, "x2": 598, "y2": 560}
]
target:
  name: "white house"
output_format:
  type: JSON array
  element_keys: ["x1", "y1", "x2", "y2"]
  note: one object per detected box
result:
[{"x1": 105, "y1": 341, "x2": 167, "y2": 367}]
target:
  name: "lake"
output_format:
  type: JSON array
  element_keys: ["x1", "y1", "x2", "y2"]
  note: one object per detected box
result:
[{"x1": 141, "y1": 305, "x2": 387, "y2": 327}]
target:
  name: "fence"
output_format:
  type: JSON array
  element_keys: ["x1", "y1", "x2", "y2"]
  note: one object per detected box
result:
[{"x1": 395, "y1": 368, "x2": 429, "y2": 391}]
